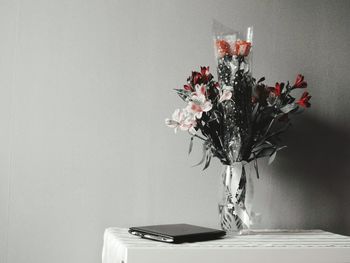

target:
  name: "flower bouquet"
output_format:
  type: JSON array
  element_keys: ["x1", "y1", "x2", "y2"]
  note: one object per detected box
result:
[{"x1": 165, "y1": 23, "x2": 311, "y2": 234}]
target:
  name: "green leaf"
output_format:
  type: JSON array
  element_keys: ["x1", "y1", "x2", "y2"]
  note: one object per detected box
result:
[
  {"x1": 188, "y1": 137, "x2": 194, "y2": 155},
  {"x1": 277, "y1": 145, "x2": 287, "y2": 151},
  {"x1": 280, "y1": 103, "x2": 297, "y2": 113},
  {"x1": 254, "y1": 157, "x2": 260, "y2": 179},
  {"x1": 174, "y1": 88, "x2": 188, "y2": 94},
  {"x1": 203, "y1": 150, "x2": 212, "y2": 170},
  {"x1": 192, "y1": 143, "x2": 207, "y2": 167},
  {"x1": 263, "y1": 118, "x2": 275, "y2": 137},
  {"x1": 256, "y1": 147, "x2": 275, "y2": 159},
  {"x1": 252, "y1": 142, "x2": 272, "y2": 153},
  {"x1": 174, "y1": 89, "x2": 190, "y2": 101},
  {"x1": 257, "y1": 77, "x2": 265, "y2": 83},
  {"x1": 268, "y1": 150, "x2": 277, "y2": 165}
]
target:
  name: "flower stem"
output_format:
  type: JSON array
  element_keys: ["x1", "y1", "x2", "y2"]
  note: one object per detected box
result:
[{"x1": 194, "y1": 134, "x2": 206, "y2": 141}]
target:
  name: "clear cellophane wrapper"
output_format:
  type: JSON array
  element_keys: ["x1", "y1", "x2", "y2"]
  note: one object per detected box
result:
[{"x1": 212, "y1": 21, "x2": 254, "y2": 163}]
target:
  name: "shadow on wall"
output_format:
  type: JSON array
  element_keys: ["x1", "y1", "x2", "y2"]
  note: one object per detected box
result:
[{"x1": 271, "y1": 114, "x2": 350, "y2": 235}]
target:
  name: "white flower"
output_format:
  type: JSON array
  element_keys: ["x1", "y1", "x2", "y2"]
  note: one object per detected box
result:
[
  {"x1": 187, "y1": 84, "x2": 212, "y2": 119},
  {"x1": 218, "y1": 85, "x2": 232, "y2": 103},
  {"x1": 193, "y1": 84, "x2": 207, "y2": 97},
  {"x1": 219, "y1": 90, "x2": 232, "y2": 102},
  {"x1": 165, "y1": 109, "x2": 197, "y2": 134}
]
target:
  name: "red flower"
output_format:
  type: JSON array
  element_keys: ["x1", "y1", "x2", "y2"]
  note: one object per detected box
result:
[
  {"x1": 184, "y1": 84, "x2": 193, "y2": 91},
  {"x1": 297, "y1": 91, "x2": 312, "y2": 108},
  {"x1": 274, "y1": 82, "x2": 282, "y2": 96},
  {"x1": 187, "y1": 67, "x2": 214, "y2": 87},
  {"x1": 200, "y1": 66, "x2": 212, "y2": 83},
  {"x1": 192, "y1": 71, "x2": 202, "y2": 86},
  {"x1": 254, "y1": 84, "x2": 271, "y2": 106},
  {"x1": 215, "y1": 40, "x2": 231, "y2": 58},
  {"x1": 233, "y1": 40, "x2": 251, "y2": 57},
  {"x1": 293, "y1": 74, "x2": 307, "y2": 89},
  {"x1": 200, "y1": 66, "x2": 209, "y2": 76}
]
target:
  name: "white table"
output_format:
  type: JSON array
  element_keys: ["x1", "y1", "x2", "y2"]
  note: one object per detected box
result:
[{"x1": 102, "y1": 227, "x2": 350, "y2": 263}]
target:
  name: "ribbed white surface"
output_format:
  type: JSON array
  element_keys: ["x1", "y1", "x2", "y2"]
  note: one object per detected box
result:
[
  {"x1": 102, "y1": 228, "x2": 350, "y2": 263},
  {"x1": 104, "y1": 227, "x2": 350, "y2": 248}
]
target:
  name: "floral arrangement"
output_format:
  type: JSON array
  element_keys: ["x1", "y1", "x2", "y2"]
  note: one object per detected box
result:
[{"x1": 165, "y1": 27, "x2": 311, "y2": 174}]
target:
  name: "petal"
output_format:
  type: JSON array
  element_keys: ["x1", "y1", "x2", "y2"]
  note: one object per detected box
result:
[
  {"x1": 194, "y1": 111, "x2": 203, "y2": 119},
  {"x1": 184, "y1": 84, "x2": 192, "y2": 91},
  {"x1": 179, "y1": 124, "x2": 189, "y2": 131},
  {"x1": 222, "y1": 85, "x2": 233, "y2": 91},
  {"x1": 192, "y1": 84, "x2": 206, "y2": 98},
  {"x1": 301, "y1": 91, "x2": 309, "y2": 99},
  {"x1": 172, "y1": 109, "x2": 180, "y2": 121},
  {"x1": 188, "y1": 102, "x2": 202, "y2": 113},
  {"x1": 201, "y1": 66, "x2": 209, "y2": 76},
  {"x1": 200, "y1": 85, "x2": 206, "y2": 96},
  {"x1": 189, "y1": 126, "x2": 197, "y2": 135},
  {"x1": 195, "y1": 93, "x2": 206, "y2": 104},
  {"x1": 202, "y1": 101, "x2": 213, "y2": 112},
  {"x1": 219, "y1": 91, "x2": 232, "y2": 102},
  {"x1": 165, "y1": 119, "x2": 179, "y2": 128}
]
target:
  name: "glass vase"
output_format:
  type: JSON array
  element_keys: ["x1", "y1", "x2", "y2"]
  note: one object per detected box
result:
[{"x1": 218, "y1": 162, "x2": 255, "y2": 235}]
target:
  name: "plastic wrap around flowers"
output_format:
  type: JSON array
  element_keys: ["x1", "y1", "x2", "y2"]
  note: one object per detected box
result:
[{"x1": 165, "y1": 24, "x2": 312, "y2": 172}]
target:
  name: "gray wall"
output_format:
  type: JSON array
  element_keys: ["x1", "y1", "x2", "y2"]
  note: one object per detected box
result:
[{"x1": 1, "y1": 0, "x2": 349, "y2": 262}]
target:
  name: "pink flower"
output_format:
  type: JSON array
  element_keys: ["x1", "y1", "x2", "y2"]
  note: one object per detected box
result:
[
  {"x1": 192, "y1": 84, "x2": 207, "y2": 97},
  {"x1": 165, "y1": 109, "x2": 197, "y2": 134},
  {"x1": 187, "y1": 84, "x2": 212, "y2": 119}
]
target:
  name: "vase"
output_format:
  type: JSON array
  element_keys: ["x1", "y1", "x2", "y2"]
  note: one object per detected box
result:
[{"x1": 218, "y1": 162, "x2": 256, "y2": 235}]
